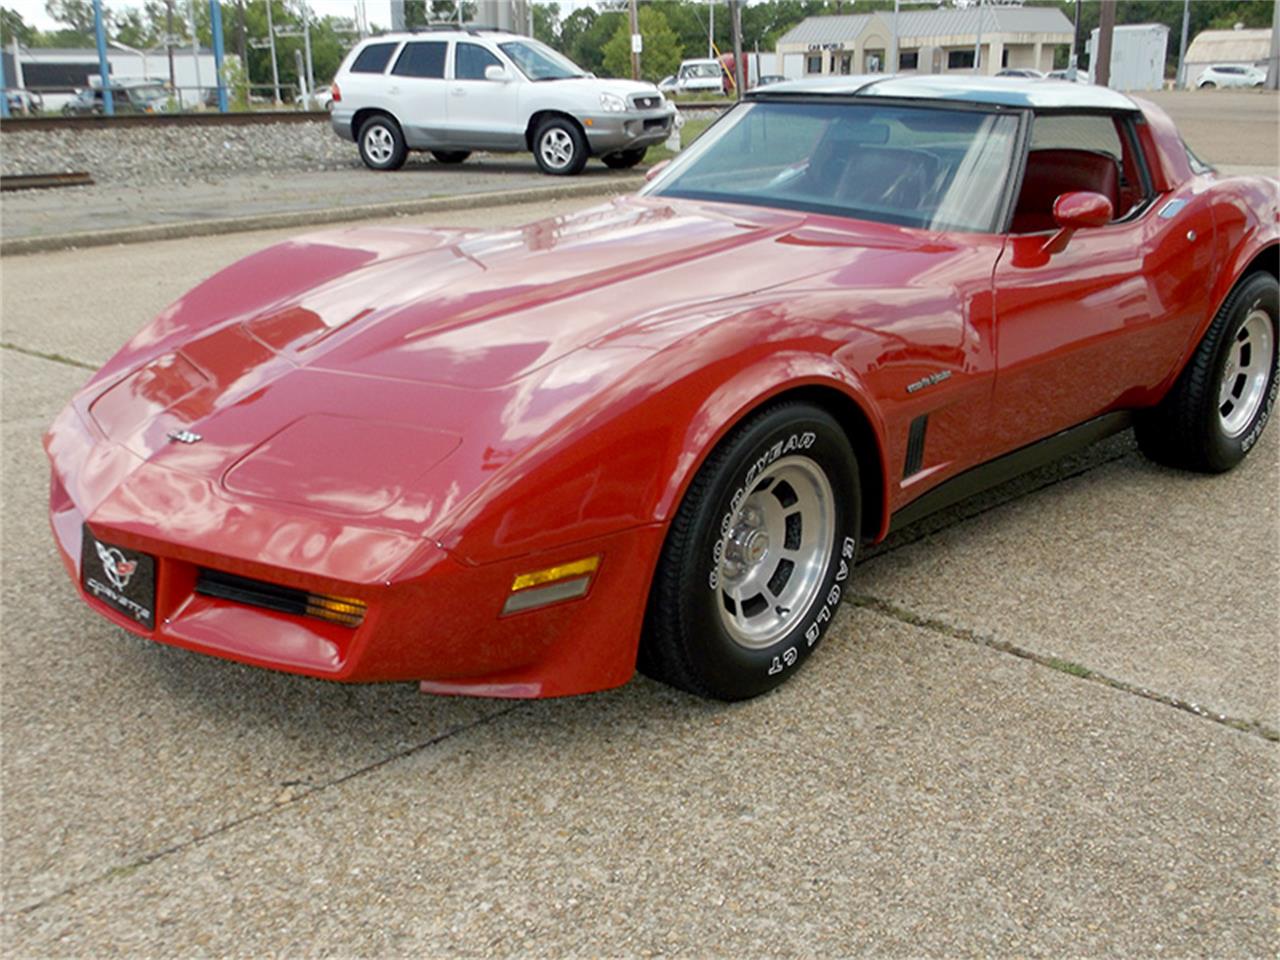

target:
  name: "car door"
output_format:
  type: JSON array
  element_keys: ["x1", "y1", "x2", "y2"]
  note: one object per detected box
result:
[
  {"x1": 445, "y1": 41, "x2": 523, "y2": 151},
  {"x1": 387, "y1": 40, "x2": 449, "y2": 147},
  {"x1": 987, "y1": 111, "x2": 1217, "y2": 455}
]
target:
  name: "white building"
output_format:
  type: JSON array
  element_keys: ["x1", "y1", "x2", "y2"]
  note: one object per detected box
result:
[
  {"x1": 3, "y1": 47, "x2": 232, "y2": 111},
  {"x1": 1086, "y1": 23, "x2": 1168, "y2": 91},
  {"x1": 776, "y1": 6, "x2": 1075, "y2": 79}
]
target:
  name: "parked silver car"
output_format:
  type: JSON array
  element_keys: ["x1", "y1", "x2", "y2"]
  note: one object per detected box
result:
[{"x1": 330, "y1": 26, "x2": 677, "y2": 175}]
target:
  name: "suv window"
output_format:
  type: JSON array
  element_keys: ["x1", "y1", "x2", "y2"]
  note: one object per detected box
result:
[
  {"x1": 392, "y1": 41, "x2": 447, "y2": 79},
  {"x1": 351, "y1": 42, "x2": 398, "y2": 75},
  {"x1": 455, "y1": 42, "x2": 502, "y2": 80}
]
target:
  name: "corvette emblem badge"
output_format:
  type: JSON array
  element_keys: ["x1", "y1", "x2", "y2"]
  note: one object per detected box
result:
[
  {"x1": 95, "y1": 541, "x2": 138, "y2": 591},
  {"x1": 168, "y1": 429, "x2": 202, "y2": 444}
]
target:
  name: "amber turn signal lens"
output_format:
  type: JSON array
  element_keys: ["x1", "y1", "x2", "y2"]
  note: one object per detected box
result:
[
  {"x1": 304, "y1": 593, "x2": 367, "y2": 627},
  {"x1": 510, "y1": 556, "x2": 600, "y2": 593}
]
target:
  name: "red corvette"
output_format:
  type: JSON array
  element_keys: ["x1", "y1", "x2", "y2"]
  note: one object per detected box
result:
[{"x1": 46, "y1": 76, "x2": 1278, "y2": 700}]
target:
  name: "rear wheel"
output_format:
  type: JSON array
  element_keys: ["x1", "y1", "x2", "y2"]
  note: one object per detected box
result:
[
  {"x1": 603, "y1": 148, "x2": 647, "y2": 170},
  {"x1": 533, "y1": 117, "x2": 588, "y2": 176},
  {"x1": 1200, "y1": 81, "x2": 1217, "y2": 89},
  {"x1": 1136, "y1": 271, "x2": 1278, "y2": 472},
  {"x1": 358, "y1": 116, "x2": 407, "y2": 171},
  {"x1": 641, "y1": 402, "x2": 860, "y2": 701},
  {"x1": 431, "y1": 150, "x2": 471, "y2": 164}
]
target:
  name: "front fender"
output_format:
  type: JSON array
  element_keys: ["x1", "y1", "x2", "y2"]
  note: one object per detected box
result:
[{"x1": 438, "y1": 317, "x2": 891, "y2": 568}]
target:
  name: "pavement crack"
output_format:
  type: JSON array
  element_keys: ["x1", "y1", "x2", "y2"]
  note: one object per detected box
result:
[
  {"x1": 851, "y1": 594, "x2": 1279, "y2": 744},
  {"x1": 9, "y1": 701, "x2": 525, "y2": 918},
  {"x1": 1, "y1": 340, "x2": 97, "y2": 372}
]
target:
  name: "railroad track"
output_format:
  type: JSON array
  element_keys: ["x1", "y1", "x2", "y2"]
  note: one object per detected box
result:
[
  {"x1": 0, "y1": 100, "x2": 731, "y2": 133},
  {"x1": 0, "y1": 171, "x2": 94, "y2": 190}
]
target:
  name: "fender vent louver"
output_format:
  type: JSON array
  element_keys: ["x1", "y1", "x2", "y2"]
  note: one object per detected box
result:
[{"x1": 904, "y1": 415, "x2": 929, "y2": 478}]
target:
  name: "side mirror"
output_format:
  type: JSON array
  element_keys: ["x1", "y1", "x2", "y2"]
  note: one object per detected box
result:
[
  {"x1": 645, "y1": 159, "x2": 671, "y2": 182},
  {"x1": 484, "y1": 65, "x2": 511, "y2": 83},
  {"x1": 1052, "y1": 190, "x2": 1113, "y2": 230}
]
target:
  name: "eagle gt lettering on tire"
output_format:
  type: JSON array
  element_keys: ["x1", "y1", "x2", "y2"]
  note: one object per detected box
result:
[{"x1": 641, "y1": 402, "x2": 861, "y2": 700}]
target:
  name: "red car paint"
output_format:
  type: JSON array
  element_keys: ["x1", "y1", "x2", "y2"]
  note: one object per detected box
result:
[{"x1": 45, "y1": 93, "x2": 1279, "y2": 697}]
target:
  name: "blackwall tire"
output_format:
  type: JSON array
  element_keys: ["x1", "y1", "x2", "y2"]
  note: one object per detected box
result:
[
  {"x1": 640, "y1": 402, "x2": 860, "y2": 701},
  {"x1": 602, "y1": 148, "x2": 647, "y2": 170},
  {"x1": 358, "y1": 116, "x2": 408, "y2": 171},
  {"x1": 533, "y1": 118, "x2": 588, "y2": 176},
  {"x1": 1136, "y1": 271, "x2": 1278, "y2": 472}
]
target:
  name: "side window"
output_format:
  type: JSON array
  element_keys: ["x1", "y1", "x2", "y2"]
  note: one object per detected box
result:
[
  {"x1": 1011, "y1": 112, "x2": 1152, "y2": 234},
  {"x1": 455, "y1": 43, "x2": 502, "y2": 80},
  {"x1": 351, "y1": 42, "x2": 398, "y2": 75},
  {"x1": 392, "y1": 41, "x2": 447, "y2": 79}
]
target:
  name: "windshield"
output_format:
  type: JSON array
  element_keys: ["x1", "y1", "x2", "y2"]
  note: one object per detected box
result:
[
  {"x1": 682, "y1": 63, "x2": 721, "y2": 79},
  {"x1": 644, "y1": 100, "x2": 1021, "y2": 233},
  {"x1": 499, "y1": 40, "x2": 585, "y2": 81}
]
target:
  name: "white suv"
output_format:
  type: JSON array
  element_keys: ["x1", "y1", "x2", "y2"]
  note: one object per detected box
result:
[{"x1": 330, "y1": 27, "x2": 677, "y2": 175}]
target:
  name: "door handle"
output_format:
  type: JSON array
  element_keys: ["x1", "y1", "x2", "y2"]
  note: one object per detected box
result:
[
  {"x1": 388, "y1": 86, "x2": 400, "y2": 95},
  {"x1": 451, "y1": 86, "x2": 466, "y2": 96}
]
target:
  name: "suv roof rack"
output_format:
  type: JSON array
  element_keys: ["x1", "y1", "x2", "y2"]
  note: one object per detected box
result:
[{"x1": 407, "y1": 23, "x2": 508, "y2": 36}]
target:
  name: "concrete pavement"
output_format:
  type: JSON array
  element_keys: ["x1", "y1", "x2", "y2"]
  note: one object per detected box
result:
[{"x1": 2, "y1": 200, "x2": 1277, "y2": 956}]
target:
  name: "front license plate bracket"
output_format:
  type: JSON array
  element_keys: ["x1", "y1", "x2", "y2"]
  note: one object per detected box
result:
[{"x1": 80, "y1": 526, "x2": 156, "y2": 630}]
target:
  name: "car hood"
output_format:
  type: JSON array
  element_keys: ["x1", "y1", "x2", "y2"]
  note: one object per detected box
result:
[
  {"x1": 55, "y1": 195, "x2": 949, "y2": 560},
  {"x1": 549, "y1": 77, "x2": 664, "y2": 100}
]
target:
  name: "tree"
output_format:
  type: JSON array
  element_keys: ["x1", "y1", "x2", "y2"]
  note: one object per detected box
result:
[
  {"x1": 601, "y1": 4, "x2": 682, "y2": 82},
  {"x1": 567, "y1": 7, "x2": 624, "y2": 74},
  {"x1": 45, "y1": 0, "x2": 97, "y2": 33},
  {"x1": 0, "y1": 6, "x2": 35, "y2": 46},
  {"x1": 532, "y1": 0, "x2": 560, "y2": 45}
]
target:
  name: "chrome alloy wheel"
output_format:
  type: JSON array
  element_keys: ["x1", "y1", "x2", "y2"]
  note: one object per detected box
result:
[
  {"x1": 1219, "y1": 307, "x2": 1275, "y2": 436},
  {"x1": 715, "y1": 456, "x2": 836, "y2": 650},
  {"x1": 363, "y1": 125, "x2": 395, "y2": 165},
  {"x1": 538, "y1": 128, "x2": 575, "y2": 170}
]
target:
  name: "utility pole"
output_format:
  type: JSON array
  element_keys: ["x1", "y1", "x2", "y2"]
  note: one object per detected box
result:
[
  {"x1": 1069, "y1": 0, "x2": 1081, "y2": 78},
  {"x1": 266, "y1": 0, "x2": 281, "y2": 104},
  {"x1": 237, "y1": 0, "x2": 247, "y2": 84},
  {"x1": 302, "y1": 3, "x2": 315, "y2": 101},
  {"x1": 1268, "y1": 0, "x2": 1280, "y2": 91},
  {"x1": 889, "y1": 0, "x2": 899, "y2": 74},
  {"x1": 1176, "y1": 0, "x2": 1190, "y2": 89},
  {"x1": 708, "y1": 1, "x2": 714, "y2": 59},
  {"x1": 1096, "y1": 0, "x2": 1116, "y2": 88},
  {"x1": 188, "y1": 0, "x2": 202, "y2": 102},
  {"x1": 166, "y1": 0, "x2": 176, "y2": 90},
  {"x1": 731, "y1": 0, "x2": 744, "y2": 95},
  {"x1": 972, "y1": 0, "x2": 985, "y2": 75},
  {"x1": 629, "y1": 0, "x2": 640, "y2": 81}
]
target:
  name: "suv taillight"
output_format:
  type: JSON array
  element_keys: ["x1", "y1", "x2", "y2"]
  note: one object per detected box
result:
[{"x1": 331, "y1": 83, "x2": 341, "y2": 103}]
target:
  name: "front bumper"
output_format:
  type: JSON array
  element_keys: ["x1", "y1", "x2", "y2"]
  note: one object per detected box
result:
[
  {"x1": 582, "y1": 108, "x2": 677, "y2": 155},
  {"x1": 46, "y1": 406, "x2": 664, "y2": 698}
]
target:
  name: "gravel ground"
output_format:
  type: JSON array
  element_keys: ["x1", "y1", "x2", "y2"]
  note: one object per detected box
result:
[
  {"x1": 2, "y1": 120, "x2": 362, "y2": 185},
  {"x1": 0, "y1": 109, "x2": 725, "y2": 188}
]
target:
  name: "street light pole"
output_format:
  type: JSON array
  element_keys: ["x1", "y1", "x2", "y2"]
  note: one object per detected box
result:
[
  {"x1": 972, "y1": 0, "x2": 985, "y2": 75},
  {"x1": 93, "y1": 0, "x2": 114, "y2": 115},
  {"x1": 266, "y1": 0, "x2": 281, "y2": 104}
]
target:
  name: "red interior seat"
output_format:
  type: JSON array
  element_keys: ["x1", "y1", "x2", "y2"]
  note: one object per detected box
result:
[{"x1": 1011, "y1": 149, "x2": 1120, "y2": 234}]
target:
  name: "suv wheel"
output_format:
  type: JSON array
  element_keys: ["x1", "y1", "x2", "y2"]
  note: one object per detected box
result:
[
  {"x1": 533, "y1": 118, "x2": 588, "y2": 176},
  {"x1": 602, "y1": 148, "x2": 647, "y2": 170},
  {"x1": 358, "y1": 116, "x2": 407, "y2": 171},
  {"x1": 431, "y1": 150, "x2": 471, "y2": 165}
]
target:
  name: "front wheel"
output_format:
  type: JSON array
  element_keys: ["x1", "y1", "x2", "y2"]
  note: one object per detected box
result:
[
  {"x1": 431, "y1": 150, "x2": 471, "y2": 164},
  {"x1": 1136, "y1": 271, "x2": 1278, "y2": 472},
  {"x1": 533, "y1": 118, "x2": 588, "y2": 176},
  {"x1": 641, "y1": 402, "x2": 860, "y2": 701},
  {"x1": 602, "y1": 148, "x2": 647, "y2": 170},
  {"x1": 358, "y1": 116, "x2": 407, "y2": 171}
]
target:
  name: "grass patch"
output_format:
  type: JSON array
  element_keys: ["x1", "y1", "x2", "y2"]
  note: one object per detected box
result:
[{"x1": 645, "y1": 117, "x2": 715, "y2": 165}]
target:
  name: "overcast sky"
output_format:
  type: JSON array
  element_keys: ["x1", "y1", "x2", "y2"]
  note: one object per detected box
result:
[{"x1": 5, "y1": 0, "x2": 618, "y2": 34}]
